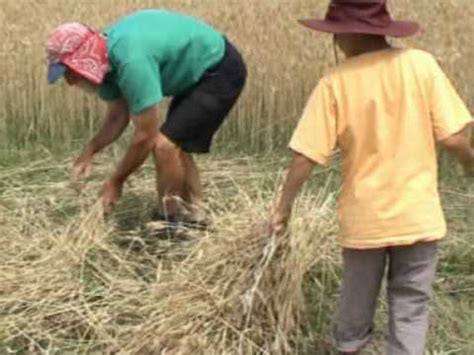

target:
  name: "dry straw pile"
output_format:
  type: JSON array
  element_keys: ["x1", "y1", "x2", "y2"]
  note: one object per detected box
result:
[
  {"x1": 1, "y1": 155, "x2": 473, "y2": 353},
  {"x1": 0, "y1": 156, "x2": 338, "y2": 354}
]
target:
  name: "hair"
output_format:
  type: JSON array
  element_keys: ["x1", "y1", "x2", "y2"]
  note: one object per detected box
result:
[{"x1": 334, "y1": 33, "x2": 391, "y2": 58}]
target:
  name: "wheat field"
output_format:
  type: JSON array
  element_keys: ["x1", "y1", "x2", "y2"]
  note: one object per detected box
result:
[
  {"x1": 1, "y1": 1, "x2": 473, "y2": 354},
  {"x1": 1, "y1": 0, "x2": 473, "y2": 151}
]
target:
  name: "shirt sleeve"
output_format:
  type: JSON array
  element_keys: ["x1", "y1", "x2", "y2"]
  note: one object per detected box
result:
[
  {"x1": 429, "y1": 59, "x2": 473, "y2": 141},
  {"x1": 289, "y1": 78, "x2": 338, "y2": 166},
  {"x1": 99, "y1": 81, "x2": 122, "y2": 102},
  {"x1": 116, "y1": 57, "x2": 164, "y2": 115}
]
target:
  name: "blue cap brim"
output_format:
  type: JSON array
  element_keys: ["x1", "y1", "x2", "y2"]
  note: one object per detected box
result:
[{"x1": 47, "y1": 63, "x2": 67, "y2": 84}]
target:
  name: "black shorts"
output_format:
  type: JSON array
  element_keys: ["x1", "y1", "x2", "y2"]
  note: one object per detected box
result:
[{"x1": 160, "y1": 38, "x2": 247, "y2": 153}]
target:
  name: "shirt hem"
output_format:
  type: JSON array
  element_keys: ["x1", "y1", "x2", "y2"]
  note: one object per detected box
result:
[
  {"x1": 436, "y1": 118, "x2": 473, "y2": 141},
  {"x1": 339, "y1": 232, "x2": 446, "y2": 250},
  {"x1": 130, "y1": 95, "x2": 163, "y2": 115},
  {"x1": 289, "y1": 143, "x2": 329, "y2": 166}
]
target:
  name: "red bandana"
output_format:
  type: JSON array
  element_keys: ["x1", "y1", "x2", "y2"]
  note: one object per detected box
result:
[{"x1": 47, "y1": 22, "x2": 109, "y2": 85}]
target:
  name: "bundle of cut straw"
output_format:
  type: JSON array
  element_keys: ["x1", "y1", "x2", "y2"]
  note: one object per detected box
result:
[{"x1": 115, "y1": 191, "x2": 337, "y2": 355}]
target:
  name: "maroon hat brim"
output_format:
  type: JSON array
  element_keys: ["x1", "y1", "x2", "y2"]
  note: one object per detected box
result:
[{"x1": 298, "y1": 19, "x2": 421, "y2": 38}]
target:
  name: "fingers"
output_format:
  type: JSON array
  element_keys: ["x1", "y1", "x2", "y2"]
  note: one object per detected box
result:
[
  {"x1": 102, "y1": 196, "x2": 115, "y2": 215},
  {"x1": 71, "y1": 172, "x2": 85, "y2": 193},
  {"x1": 254, "y1": 217, "x2": 288, "y2": 238},
  {"x1": 273, "y1": 222, "x2": 288, "y2": 237},
  {"x1": 71, "y1": 174, "x2": 85, "y2": 193},
  {"x1": 70, "y1": 162, "x2": 92, "y2": 193},
  {"x1": 100, "y1": 184, "x2": 113, "y2": 214},
  {"x1": 100, "y1": 180, "x2": 122, "y2": 215},
  {"x1": 83, "y1": 163, "x2": 92, "y2": 179}
]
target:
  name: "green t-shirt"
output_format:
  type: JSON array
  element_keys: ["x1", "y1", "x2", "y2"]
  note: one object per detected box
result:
[{"x1": 99, "y1": 10, "x2": 226, "y2": 115}]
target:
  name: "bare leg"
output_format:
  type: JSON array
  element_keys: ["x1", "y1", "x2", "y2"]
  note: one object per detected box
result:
[
  {"x1": 152, "y1": 133, "x2": 187, "y2": 217},
  {"x1": 181, "y1": 152, "x2": 204, "y2": 207},
  {"x1": 180, "y1": 152, "x2": 209, "y2": 225}
]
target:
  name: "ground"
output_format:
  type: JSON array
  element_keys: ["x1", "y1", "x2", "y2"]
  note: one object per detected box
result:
[{"x1": 0, "y1": 149, "x2": 472, "y2": 354}]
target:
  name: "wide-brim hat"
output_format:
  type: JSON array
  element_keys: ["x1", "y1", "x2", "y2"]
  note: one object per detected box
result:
[
  {"x1": 299, "y1": 0, "x2": 421, "y2": 38},
  {"x1": 46, "y1": 22, "x2": 109, "y2": 85}
]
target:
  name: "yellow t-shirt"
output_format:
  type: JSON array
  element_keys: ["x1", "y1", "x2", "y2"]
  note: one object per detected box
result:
[{"x1": 290, "y1": 49, "x2": 473, "y2": 249}]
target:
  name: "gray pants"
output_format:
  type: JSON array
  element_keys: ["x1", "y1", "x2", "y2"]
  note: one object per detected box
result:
[{"x1": 333, "y1": 241, "x2": 438, "y2": 354}]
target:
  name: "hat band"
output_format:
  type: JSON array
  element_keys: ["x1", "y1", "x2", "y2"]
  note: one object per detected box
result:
[{"x1": 327, "y1": 3, "x2": 393, "y2": 28}]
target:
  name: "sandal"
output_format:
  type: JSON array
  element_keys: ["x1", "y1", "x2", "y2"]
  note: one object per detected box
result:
[{"x1": 151, "y1": 212, "x2": 209, "y2": 231}]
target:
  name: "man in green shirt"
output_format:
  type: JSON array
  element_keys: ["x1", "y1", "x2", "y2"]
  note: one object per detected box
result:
[{"x1": 46, "y1": 10, "x2": 247, "y2": 225}]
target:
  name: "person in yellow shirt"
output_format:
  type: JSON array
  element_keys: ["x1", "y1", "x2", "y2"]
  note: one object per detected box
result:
[{"x1": 268, "y1": 0, "x2": 474, "y2": 354}]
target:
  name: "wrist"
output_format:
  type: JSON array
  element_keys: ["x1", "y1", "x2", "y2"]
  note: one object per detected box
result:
[
  {"x1": 274, "y1": 205, "x2": 292, "y2": 219},
  {"x1": 110, "y1": 173, "x2": 126, "y2": 186},
  {"x1": 79, "y1": 145, "x2": 95, "y2": 161}
]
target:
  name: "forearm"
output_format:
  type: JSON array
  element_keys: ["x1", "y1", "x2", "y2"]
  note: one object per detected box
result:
[
  {"x1": 457, "y1": 147, "x2": 474, "y2": 176},
  {"x1": 457, "y1": 147, "x2": 474, "y2": 168},
  {"x1": 79, "y1": 101, "x2": 130, "y2": 159},
  {"x1": 85, "y1": 117, "x2": 129, "y2": 157},
  {"x1": 466, "y1": 125, "x2": 474, "y2": 171},
  {"x1": 441, "y1": 125, "x2": 474, "y2": 175},
  {"x1": 274, "y1": 153, "x2": 316, "y2": 215},
  {"x1": 111, "y1": 134, "x2": 157, "y2": 184},
  {"x1": 110, "y1": 105, "x2": 160, "y2": 184}
]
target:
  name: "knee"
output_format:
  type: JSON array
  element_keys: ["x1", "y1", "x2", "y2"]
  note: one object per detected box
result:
[
  {"x1": 154, "y1": 134, "x2": 180, "y2": 157},
  {"x1": 388, "y1": 281, "x2": 432, "y2": 321}
]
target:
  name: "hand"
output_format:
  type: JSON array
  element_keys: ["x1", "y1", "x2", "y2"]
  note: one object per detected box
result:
[
  {"x1": 71, "y1": 155, "x2": 93, "y2": 192},
  {"x1": 100, "y1": 178, "x2": 123, "y2": 214},
  {"x1": 267, "y1": 210, "x2": 291, "y2": 237}
]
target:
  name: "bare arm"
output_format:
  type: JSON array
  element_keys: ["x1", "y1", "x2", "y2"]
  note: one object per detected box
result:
[
  {"x1": 270, "y1": 152, "x2": 317, "y2": 233},
  {"x1": 110, "y1": 105, "x2": 160, "y2": 185},
  {"x1": 79, "y1": 99, "x2": 130, "y2": 159},
  {"x1": 72, "y1": 99, "x2": 130, "y2": 189},
  {"x1": 439, "y1": 123, "x2": 474, "y2": 176}
]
